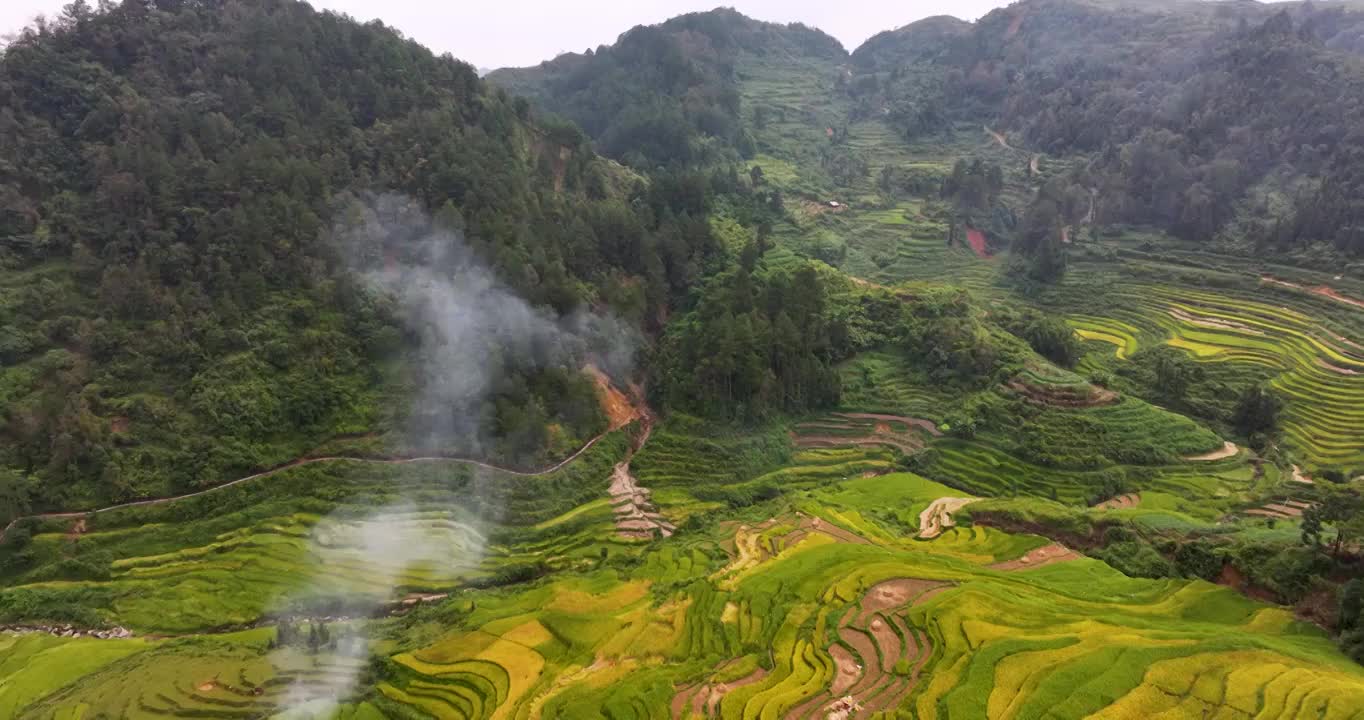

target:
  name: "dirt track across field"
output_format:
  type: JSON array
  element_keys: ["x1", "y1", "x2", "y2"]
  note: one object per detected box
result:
[
  {"x1": 1262, "y1": 275, "x2": 1364, "y2": 311},
  {"x1": 1185, "y1": 441, "x2": 1239, "y2": 462}
]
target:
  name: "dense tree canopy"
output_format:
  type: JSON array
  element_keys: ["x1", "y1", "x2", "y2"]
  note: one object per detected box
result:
[
  {"x1": 0, "y1": 0, "x2": 722, "y2": 509},
  {"x1": 847, "y1": 0, "x2": 1364, "y2": 262},
  {"x1": 489, "y1": 9, "x2": 844, "y2": 169}
]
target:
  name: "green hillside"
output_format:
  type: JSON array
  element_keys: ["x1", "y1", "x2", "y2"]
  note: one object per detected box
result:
[{"x1": 1, "y1": 0, "x2": 1363, "y2": 718}]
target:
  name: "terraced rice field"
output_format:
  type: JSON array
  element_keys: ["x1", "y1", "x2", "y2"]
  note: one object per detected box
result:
[
  {"x1": 1063, "y1": 277, "x2": 1364, "y2": 472},
  {"x1": 6, "y1": 434, "x2": 1364, "y2": 720},
  {"x1": 0, "y1": 432, "x2": 636, "y2": 633}
]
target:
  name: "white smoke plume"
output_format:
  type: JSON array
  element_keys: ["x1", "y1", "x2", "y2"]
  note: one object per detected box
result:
[
  {"x1": 334, "y1": 191, "x2": 638, "y2": 453},
  {"x1": 271, "y1": 192, "x2": 637, "y2": 713},
  {"x1": 274, "y1": 501, "x2": 487, "y2": 715}
]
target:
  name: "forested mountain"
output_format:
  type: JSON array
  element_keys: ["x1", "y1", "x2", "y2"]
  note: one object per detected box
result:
[
  {"x1": 0, "y1": 0, "x2": 723, "y2": 511},
  {"x1": 848, "y1": 0, "x2": 1364, "y2": 261},
  {"x1": 488, "y1": 9, "x2": 844, "y2": 168}
]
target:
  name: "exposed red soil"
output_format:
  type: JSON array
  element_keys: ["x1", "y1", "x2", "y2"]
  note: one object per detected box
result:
[
  {"x1": 669, "y1": 667, "x2": 770, "y2": 720},
  {"x1": 1314, "y1": 285, "x2": 1364, "y2": 310},
  {"x1": 828, "y1": 645, "x2": 861, "y2": 695},
  {"x1": 867, "y1": 617, "x2": 901, "y2": 672},
  {"x1": 1291, "y1": 465, "x2": 1314, "y2": 484},
  {"x1": 586, "y1": 365, "x2": 641, "y2": 430},
  {"x1": 832, "y1": 578, "x2": 949, "y2": 715},
  {"x1": 965, "y1": 227, "x2": 991, "y2": 258},
  {"x1": 1262, "y1": 275, "x2": 1364, "y2": 311},
  {"x1": 1216, "y1": 563, "x2": 1279, "y2": 603},
  {"x1": 669, "y1": 682, "x2": 699, "y2": 720},
  {"x1": 110, "y1": 416, "x2": 130, "y2": 434},
  {"x1": 856, "y1": 579, "x2": 949, "y2": 625},
  {"x1": 988, "y1": 542, "x2": 1080, "y2": 571}
]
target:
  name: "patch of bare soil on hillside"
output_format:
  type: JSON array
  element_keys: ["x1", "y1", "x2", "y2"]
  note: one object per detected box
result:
[
  {"x1": 586, "y1": 365, "x2": 640, "y2": 430},
  {"x1": 988, "y1": 542, "x2": 1080, "y2": 571},
  {"x1": 1262, "y1": 275, "x2": 1364, "y2": 311},
  {"x1": 918, "y1": 497, "x2": 976, "y2": 539},
  {"x1": 609, "y1": 461, "x2": 674, "y2": 539},
  {"x1": 670, "y1": 667, "x2": 769, "y2": 720}
]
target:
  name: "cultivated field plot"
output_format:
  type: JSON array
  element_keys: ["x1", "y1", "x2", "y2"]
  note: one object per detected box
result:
[
  {"x1": 7, "y1": 445, "x2": 1364, "y2": 719},
  {"x1": 1063, "y1": 277, "x2": 1364, "y2": 472}
]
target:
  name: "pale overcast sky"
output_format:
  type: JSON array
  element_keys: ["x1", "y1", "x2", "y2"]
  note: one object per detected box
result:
[{"x1": 1, "y1": 0, "x2": 1008, "y2": 69}]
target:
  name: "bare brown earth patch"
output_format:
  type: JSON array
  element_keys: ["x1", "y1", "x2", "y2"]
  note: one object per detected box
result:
[
  {"x1": 856, "y1": 579, "x2": 949, "y2": 624},
  {"x1": 1262, "y1": 275, "x2": 1364, "y2": 311},
  {"x1": 608, "y1": 451, "x2": 673, "y2": 540},
  {"x1": 1217, "y1": 563, "x2": 1279, "y2": 604},
  {"x1": 988, "y1": 542, "x2": 1080, "y2": 571},
  {"x1": 669, "y1": 667, "x2": 770, "y2": 720},
  {"x1": 918, "y1": 497, "x2": 976, "y2": 539},
  {"x1": 828, "y1": 645, "x2": 861, "y2": 696},
  {"x1": 586, "y1": 365, "x2": 640, "y2": 430}
]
